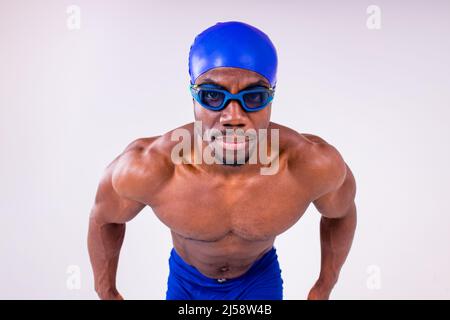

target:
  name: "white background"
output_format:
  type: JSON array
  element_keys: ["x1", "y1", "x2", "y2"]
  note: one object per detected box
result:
[{"x1": 1, "y1": 0, "x2": 449, "y2": 299}]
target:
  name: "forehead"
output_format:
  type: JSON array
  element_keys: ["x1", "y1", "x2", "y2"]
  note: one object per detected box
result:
[{"x1": 195, "y1": 67, "x2": 270, "y2": 87}]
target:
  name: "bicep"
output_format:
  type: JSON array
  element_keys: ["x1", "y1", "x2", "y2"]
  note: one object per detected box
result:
[
  {"x1": 313, "y1": 163, "x2": 356, "y2": 218},
  {"x1": 90, "y1": 161, "x2": 145, "y2": 225}
]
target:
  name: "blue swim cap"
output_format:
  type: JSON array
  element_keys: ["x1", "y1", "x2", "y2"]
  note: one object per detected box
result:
[{"x1": 188, "y1": 21, "x2": 278, "y2": 86}]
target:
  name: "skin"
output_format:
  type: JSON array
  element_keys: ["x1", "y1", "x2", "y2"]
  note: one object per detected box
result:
[{"x1": 88, "y1": 67, "x2": 357, "y2": 300}]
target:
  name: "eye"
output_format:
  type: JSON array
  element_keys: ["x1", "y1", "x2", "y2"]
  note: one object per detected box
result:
[
  {"x1": 243, "y1": 91, "x2": 270, "y2": 108},
  {"x1": 205, "y1": 91, "x2": 221, "y2": 101},
  {"x1": 200, "y1": 90, "x2": 225, "y2": 107},
  {"x1": 245, "y1": 93, "x2": 262, "y2": 103}
]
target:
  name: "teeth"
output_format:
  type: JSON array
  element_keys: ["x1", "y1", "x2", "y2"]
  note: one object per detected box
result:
[
  {"x1": 212, "y1": 137, "x2": 248, "y2": 151},
  {"x1": 216, "y1": 136, "x2": 248, "y2": 142}
]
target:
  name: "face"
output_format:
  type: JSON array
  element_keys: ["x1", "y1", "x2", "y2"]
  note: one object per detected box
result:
[{"x1": 193, "y1": 67, "x2": 273, "y2": 166}]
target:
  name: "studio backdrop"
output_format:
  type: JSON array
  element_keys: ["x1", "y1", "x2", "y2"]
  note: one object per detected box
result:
[{"x1": 0, "y1": 0, "x2": 449, "y2": 299}]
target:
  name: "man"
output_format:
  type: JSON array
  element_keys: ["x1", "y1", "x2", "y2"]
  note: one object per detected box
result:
[{"x1": 88, "y1": 21, "x2": 357, "y2": 300}]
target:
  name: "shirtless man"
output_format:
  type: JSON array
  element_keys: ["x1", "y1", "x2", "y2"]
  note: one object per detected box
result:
[{"x1": 88, "y1": 21, "x2": 357, "y2": 300}]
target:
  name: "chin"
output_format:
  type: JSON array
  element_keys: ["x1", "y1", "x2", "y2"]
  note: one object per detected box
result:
[{"x1": 218, "y1": 152, "x2": 251, "y2": 166}]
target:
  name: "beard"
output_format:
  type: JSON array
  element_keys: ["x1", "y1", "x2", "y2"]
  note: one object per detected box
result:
[
  {"x1": 223, "y1": 162, "x2": 244, "y2": 167},
  {"x1": 210, "y1": 136, "x2": 258, "y2": 166},
  {"x1": 198, "y1": 126, "x2": 259, "y2": 166}
]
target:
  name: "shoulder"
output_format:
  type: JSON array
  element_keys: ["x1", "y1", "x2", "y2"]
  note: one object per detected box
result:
[
  {"x1": 281, "y1": 128, "x2": 347, "y2": 199},
  {"x1": 111, "y1": 129, "x2": 184, "y2": 202},
  {"x1": 303, "y1": 133, "x2": 347, "y2": 191}
]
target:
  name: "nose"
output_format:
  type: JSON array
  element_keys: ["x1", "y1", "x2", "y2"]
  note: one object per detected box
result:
[{"x1": 219, "y1": 100, "x2": 248, "y2": 128}]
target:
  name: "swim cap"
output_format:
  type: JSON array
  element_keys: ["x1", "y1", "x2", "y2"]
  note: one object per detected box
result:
[{"x1": 188, "y1": 21, "x2": 278, "y2": 86}]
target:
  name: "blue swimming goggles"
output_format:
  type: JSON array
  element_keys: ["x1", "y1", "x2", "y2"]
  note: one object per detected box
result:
[{"x1": 190, "y1": 84, "x2": 275, "y2": 112}]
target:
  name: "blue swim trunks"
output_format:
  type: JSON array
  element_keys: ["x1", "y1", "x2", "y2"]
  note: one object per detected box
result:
[{"x1": 166, "y1": 247, "x2": 283, "y2": 300}]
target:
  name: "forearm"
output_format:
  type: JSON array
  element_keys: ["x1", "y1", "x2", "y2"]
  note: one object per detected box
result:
[
  {"x1": 318, "y1": 201, "x2": 357, "y2": 289},
  {"x1": 88, "y1": 216, "x2": 125, "y2": 299}
]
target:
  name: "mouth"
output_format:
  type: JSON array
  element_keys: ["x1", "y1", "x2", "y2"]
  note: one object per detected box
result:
[{"x1": 212, "y1": 136, "x2": 254, "y2": 151}]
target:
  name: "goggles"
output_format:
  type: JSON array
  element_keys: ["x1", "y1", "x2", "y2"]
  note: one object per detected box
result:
[{"x1": 190, "y1": 84, "x2": 275, "y2": 112}]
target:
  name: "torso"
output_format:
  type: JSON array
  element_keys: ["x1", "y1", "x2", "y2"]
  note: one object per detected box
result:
[{"x1": 121, "y1": 122, "x2": 328, "y2": 279}]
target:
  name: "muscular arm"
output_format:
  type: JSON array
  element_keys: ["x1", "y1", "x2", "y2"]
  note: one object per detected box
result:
[
  {"x1": 87, "y1": 158, "x2": 145, "y2": 299},
  {"x1": 88, "y1": 136, "x2": 174, "y2": 299},
  {"x1": 311, "y1": 200, "x2": 356, "y2": 299},
  {"x1": 87, "y1": 137, "x2": 168, "y2": 299},
  {"x1": 304, "y1": 137, "x2": 357, "y2": 299},
  {"x1": 310, "y1": 163, "x2": 357, "y2": 299}
]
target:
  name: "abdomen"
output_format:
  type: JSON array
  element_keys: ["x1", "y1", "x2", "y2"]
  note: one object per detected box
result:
[{"x1": 171, "y1": 230, "x2": 275, "y2": 279}]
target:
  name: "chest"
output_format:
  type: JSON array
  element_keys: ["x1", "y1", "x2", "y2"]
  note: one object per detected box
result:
[{"x1": 150, "y1": 166, "x2": 312, "y2": 241}]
